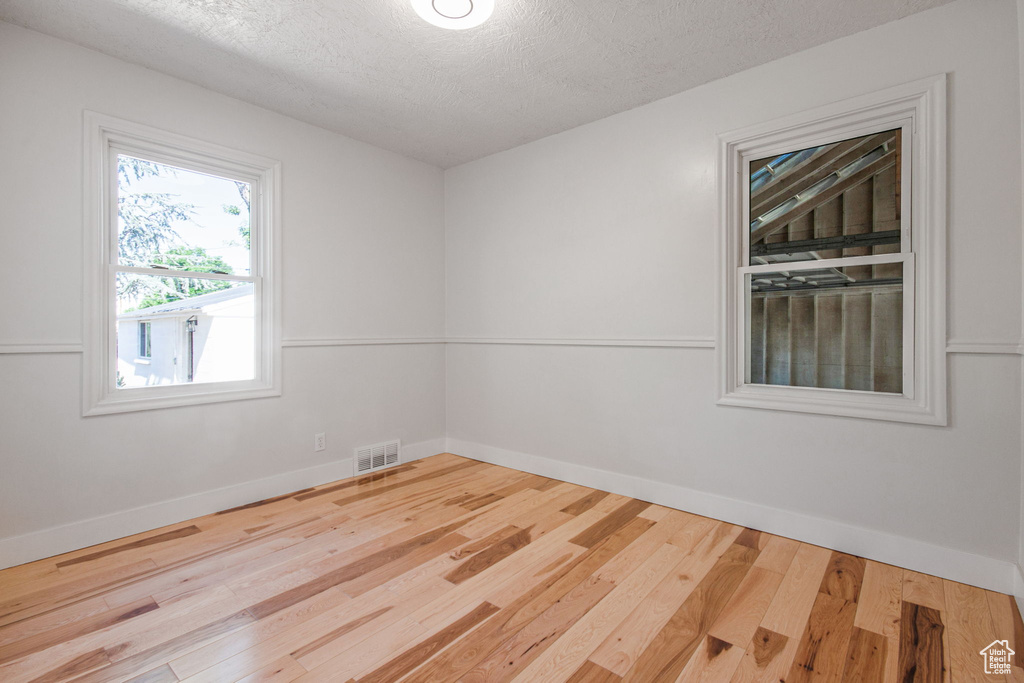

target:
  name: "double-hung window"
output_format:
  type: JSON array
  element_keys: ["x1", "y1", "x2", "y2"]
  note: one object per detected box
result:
[
  {"x1": 84, "y1": 113, "x2": 280, "y2": 415},
  {"x1": 717, "y1": 76, "x2": 947, "y2": 424}
]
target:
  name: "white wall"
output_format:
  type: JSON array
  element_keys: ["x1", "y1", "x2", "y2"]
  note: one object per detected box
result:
[
  {"x1": 444, "y1": 0, "x2": 1024, "y2": 592},
  {"x1": 0, "y1": 21, "x2": 446, "y2": 565},
  {"x1": 1017, "y1": 0, "x2": 1024, "y2": 606}
]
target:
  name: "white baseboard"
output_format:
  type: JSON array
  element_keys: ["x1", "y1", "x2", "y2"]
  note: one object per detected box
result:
[
  {"x1": 1015, "y1": 564, "x2": 1024, "y2": 616},
  {"x1": 401, "y1": 438, "x2": 448, "y2": 464},
  {"x1": 446, "y1": 438, "x2": 1018, "y2": 595},
  {"x1": 0, "y1": 437, "x2": 446, "y2": 571},
  {"x1": 4, "y1": 433, "x2": 1013, "y2": 598}
]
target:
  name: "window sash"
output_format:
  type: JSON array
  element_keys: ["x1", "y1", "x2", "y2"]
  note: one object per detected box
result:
[
  {"x1": 739, "y1": 122, "x2": 913, "y2": 398},
  {"x1": 107, "y1": 145, "x2": 260, "y2": 276},
  {"x1": 738, "y1": 253, "x2": 914, "y2": 397},
  {"x1": 738, "y1": 132, "x2": 914, "y2": 398},
  {"x1": 114, "y1": 265, "x2": 256, "y2": 283},
  {"x1": 740, "y1": 120, "x2": 914, "y2": 268},
  {"x1": 106, "y1": 270, "x2": 266, "y2": 393},
  {"x1": 106, "y1": 145, "x2": 262, "y2": 394},
  {"x1": 740, "y1": 252, "x2": 908, "y2": 276}
]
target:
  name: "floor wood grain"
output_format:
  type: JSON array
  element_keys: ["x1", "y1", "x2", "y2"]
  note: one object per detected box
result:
[{"x1": 0, "y1": 453, "x2": 1020, "y2": 682}]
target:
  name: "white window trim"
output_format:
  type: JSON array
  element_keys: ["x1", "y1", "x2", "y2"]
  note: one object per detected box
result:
[
  {"x1": 716, "y1": 75, "x2": 947, "y2": 425},
  {"x1": 83, "y1": 112, "x2": 282, "y2": 415}
]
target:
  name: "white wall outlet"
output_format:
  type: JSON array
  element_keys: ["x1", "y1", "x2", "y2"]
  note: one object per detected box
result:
[{"x1": 314, "y1": 432, "x2": 326, "y2": 452}]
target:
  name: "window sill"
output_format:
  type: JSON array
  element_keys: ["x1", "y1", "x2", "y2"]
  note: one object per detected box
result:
[
  {"x1": 718, "y1": 384, "x2": 946, "y2": 426},
  {"x1": 84, "y1": 382, "x2": 280, "y2": 416}
]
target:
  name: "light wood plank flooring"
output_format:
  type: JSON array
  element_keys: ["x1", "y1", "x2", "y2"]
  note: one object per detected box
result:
[{"x1": 1, "y1": 453, "x2": 1021, "y2": 682}]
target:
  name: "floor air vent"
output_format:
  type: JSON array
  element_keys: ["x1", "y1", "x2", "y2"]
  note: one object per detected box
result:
[{"x1": 355, "y1": 439, "x2": 401, "y2": 475}]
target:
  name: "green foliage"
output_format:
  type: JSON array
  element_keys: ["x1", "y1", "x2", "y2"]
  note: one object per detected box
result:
[
  {"x1": 224, "y1": 181, "x2": 251, "y2": 250},
  {"x1": 116, "y1": 156, "x2": 194, "y2": 301},
  {"x1": 136, "y1": 247, "x2": 236, "y2": 309},
  {"x1": 150, "y1": 246, "x2": 234, "y2": 274},
  {"x1": 117, "y1": 156, "x2": 251, "y2": 306},
  {"x1": 237, "y1": 222, "x2": 249, "y2": 250}
]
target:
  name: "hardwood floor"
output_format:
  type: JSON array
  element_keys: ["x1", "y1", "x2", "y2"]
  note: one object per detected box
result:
[{"x1": 1, "y1": 453, "x2": 1021, "y2": 682}]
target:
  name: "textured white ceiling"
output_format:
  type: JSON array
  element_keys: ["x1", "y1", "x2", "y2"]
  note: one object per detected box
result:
[{"x1": 0, "y1": 0, "x2": 952, "y2": 167}]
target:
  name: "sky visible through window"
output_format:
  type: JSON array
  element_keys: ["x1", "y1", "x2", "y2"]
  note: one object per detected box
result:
[
  {"x1": 118, "y1": 157, "x2": 251, "y2": 275},
  {"x1": 116, "y1": 155, "x2": 251, "y2": 313}
]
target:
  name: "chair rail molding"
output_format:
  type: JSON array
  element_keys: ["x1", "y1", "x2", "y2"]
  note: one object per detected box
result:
[
  {"x1": 281, "y1": 337, "x2": 447, "y2": 347},
  {"x1": 445, "y1": 337, "x2": 716, "y2": 349},
  {"x1": 4, "y1": 338, "x2": 1021, "y2": 354},
  {"x1": 0, "y1": 343, "x2": 85, "y2": 354},
  {"x1": 945, "y1": 339, "x2": 1024, "y2": 355}
]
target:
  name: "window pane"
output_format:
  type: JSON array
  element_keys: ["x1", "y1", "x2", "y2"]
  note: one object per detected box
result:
[
  {"x1": 138, "y1": 322, "x2": 151, "y2": 358},
  {"x1": 748, "y1": 263, "x2": 903, "y2": 393},
  {"x1": 117, "y1": 154, "x2": 251, "y2": 275},
  {"x1": 749, "y1": 129, "x2": 902, "y2": 265},
  {"x1": 116, "y1": 274, "x2": 254, "y2": 388}
]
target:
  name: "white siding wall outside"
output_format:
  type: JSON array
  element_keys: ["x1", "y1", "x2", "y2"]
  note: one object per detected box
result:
[
  {"x1": 117, "y1": 318, "x2": 180, "y2": 387},
  {"x1": 116, "y1": 296, "x2": 256, "y2": 387}
]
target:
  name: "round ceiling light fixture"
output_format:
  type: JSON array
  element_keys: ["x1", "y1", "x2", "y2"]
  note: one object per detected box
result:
[{"x1": 411, "y1": 0, "x2": 494, "y2": 29}]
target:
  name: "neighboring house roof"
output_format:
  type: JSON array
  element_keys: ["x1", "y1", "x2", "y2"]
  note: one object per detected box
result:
[{"x1": 118, "y1": 283, "x2": 253, "y2": 320}]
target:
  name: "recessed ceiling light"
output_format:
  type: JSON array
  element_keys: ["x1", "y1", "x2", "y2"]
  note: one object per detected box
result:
[{"x1": 411, "y1": 0, "x2": 494, "y2": 30}]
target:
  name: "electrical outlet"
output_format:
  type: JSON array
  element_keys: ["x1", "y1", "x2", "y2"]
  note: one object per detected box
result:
[{"x1": 314, "y1": 432, "x2": 326, "y2": 452}]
